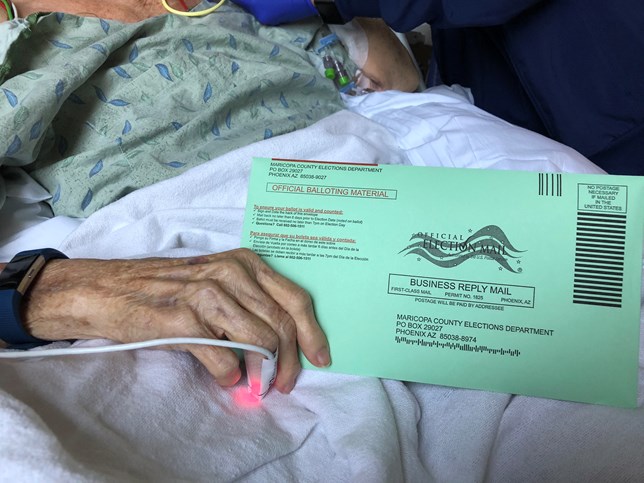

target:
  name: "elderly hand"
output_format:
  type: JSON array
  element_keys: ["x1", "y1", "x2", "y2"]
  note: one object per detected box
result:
[
  {"x1": 22, "y1": 248, "x2": 330, "y2": 393},
  {"x1": 230, "y1": 0, "x2": 318, "y2": 25}
]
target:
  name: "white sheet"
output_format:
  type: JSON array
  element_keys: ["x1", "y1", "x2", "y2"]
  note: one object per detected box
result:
[{"x1": 1, "y1": 87, "x2": 642, "y2": 482}]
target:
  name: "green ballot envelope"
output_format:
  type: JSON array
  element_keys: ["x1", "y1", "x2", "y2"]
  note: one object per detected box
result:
[{"x1": 241, "y1": 158, "x2": 644, "y2": 407}]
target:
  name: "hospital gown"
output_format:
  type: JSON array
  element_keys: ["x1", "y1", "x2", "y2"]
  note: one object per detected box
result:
[{"x1": 0, "y1": 4, "x2": 353, "y2": 217}]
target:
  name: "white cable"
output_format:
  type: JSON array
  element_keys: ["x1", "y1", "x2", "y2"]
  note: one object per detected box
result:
[
  {"x1": 0, "y1": 338, "x2": 279, "y2": 398},
  {"x1": 0, "y1": 337, "x2": 275, "y2": 361}
]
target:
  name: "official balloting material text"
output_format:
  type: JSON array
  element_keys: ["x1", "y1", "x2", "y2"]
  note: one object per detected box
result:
[{"x1": 241, "y1": 158, "x2": 644, "y2": 407}]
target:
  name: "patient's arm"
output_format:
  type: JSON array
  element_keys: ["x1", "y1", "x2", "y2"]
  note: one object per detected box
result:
[{"x1": 1, "y1": 249, "x2": 331, "y2": 393}]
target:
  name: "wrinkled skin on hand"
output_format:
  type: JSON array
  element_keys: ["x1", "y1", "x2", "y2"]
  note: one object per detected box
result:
[{"x1": 23, "y1": 248, "x2": 331, "y2": 393}]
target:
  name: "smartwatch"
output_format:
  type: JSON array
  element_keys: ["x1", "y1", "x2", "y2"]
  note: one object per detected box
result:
[
  {"x1": 315, "y1": 0, "x2": 347, "y2": 24},
  {"x1": 0, "y1": 248, "x2": 68, "y2": 348}
]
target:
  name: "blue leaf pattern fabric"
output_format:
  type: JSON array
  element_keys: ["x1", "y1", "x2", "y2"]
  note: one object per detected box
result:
[
  {"x1": 108, "y1": 99, "x2": 129, "y2": 107},
  {"x1": 155, "y1": 64, "x2": 173, "y2": 82},
  {"x1": 89, "y1": 160, "x2": 103, "y2": 177},
  {"x1": 182, "y1": 39, "x2": 194, "y2": 53},
  {"x1": 49, "y1": 39, "x2": 72, "y2": 49},
  {"x1": 52, "y1": 184, "x2": 61, "y2": 204},
  {"x1": 55, "y1": 80, "x2": 65, "y2": 100},
  {"x1": 94, "y1": 85, "x2": 107, "y2": 102},
  {"x1": 1, "y1": 88, "x2": 17, "y2": 107},
  {"x1": 203, "y1": 83, "x2": 212, "y2": 103},
  {"x1": 113, "y1": 67, "x2": 131, "y2": 79},
  {"x1": 0, "y1": 6, "x2": 354, "y2": 216},
  {"x1": 81, "y1": 188, "x2": 93, "y2": 211},
  {"x1": 91, "y1": 43, "x2": 107, "y2": 55},
  {"x1": 129, "y1": 45, "x2": 139, "y2": 63},
  {"x1": 225, "y1": 110, "x2": 232, "y2": 129},
  {"x1": 5, "y1": 135, "x2": 21, "y2": 156},
  {"x1": 29, "y1": 120, "x2": 42, "y2": 140}
]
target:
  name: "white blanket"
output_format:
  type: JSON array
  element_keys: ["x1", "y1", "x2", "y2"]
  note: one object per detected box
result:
[{"x1": 1, "y1": 87, "x2": 642, "y2": 482}]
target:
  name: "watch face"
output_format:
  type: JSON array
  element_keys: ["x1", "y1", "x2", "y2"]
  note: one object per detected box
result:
[{"x1": 0, "y1": 254, "x2": 44, "y2": 293}]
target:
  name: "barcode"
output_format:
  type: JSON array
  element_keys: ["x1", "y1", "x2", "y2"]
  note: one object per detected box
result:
[
  {"x1": 573, "y1": 211, "x2": 626, "y2": 308},
  {"x1": 394, "y1": 336, "x2": 520, "y2": 356},
  {"x1": 539, "y1": 173, "x2": 562, "y2": 196}
]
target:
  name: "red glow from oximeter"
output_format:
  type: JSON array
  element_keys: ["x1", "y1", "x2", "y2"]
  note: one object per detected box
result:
[{"x1": 231, "y1": 377, "x2": 262, "y2": 408}]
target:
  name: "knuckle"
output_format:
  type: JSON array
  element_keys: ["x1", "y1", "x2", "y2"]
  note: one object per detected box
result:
[
  {"x1": 240, "y1": 319, "x2": 280, "y2": 352},
  {"x1": 233, "y1": 314, "x2": 280, "y2": 351},
  {"x1": 212, "y1": 258, "x2": 245, "y2": 280},
  {"x1": 273, "y1": 308, "x2": 297, "y2": 340},
  {"x1": 291, "y1": 286, "x2": 313, "y2": 313},
  {"x1": 255, "y1": 260, "x2": 277, "y2": 279},
  {"x1": 263, "y1": 331, "x2": 280, "y2": 353},
  {"x1": 171, "y1": 306, "x2": 202, "y2": 333},
  {"x1": 163, "y1": 306, "x2": 213, "y2": 340},
  {"x1": 180, "y1": 281, "x2": 232, "y2": 331},
  {"x1": 235, "y1": 247, "x2": 256, "y2": 260},
  {"x1": 185, "y1": 279, "x2": 222, "y2": 301}
]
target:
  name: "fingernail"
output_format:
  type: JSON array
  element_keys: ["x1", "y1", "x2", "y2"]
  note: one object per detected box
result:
[
  {"x1": 219, "y1": 367, "x2": 242, "y2": 387},
  {"x1": 279, "y1": 379, "x2": 295, "y2": 394},
  {"x1": 316, "y1": 348, "x2": 331, "y2": 367}
]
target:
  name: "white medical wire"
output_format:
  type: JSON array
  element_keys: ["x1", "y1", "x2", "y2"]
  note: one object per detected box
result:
[{"x1": 0, "y1": 337, "x2": 275, "y2": 361}]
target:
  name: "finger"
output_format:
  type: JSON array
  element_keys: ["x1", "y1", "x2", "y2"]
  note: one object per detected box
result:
[
  {"x1": 135, "y1": 276, "x2": 280, "y2": 389},
  {"x1": 240, "y1": 249, "x2": 331, "y2": 369},
  {"x1": 115, "y1": 290, "x2": 245, "y2": 387},
  {"x1": 136, "y1": 251, "x2": 317, "y2": 392},
  {"x1": 181, "y1": 277, "x2": 278, "y2": 347},
  {"x1": 101, "y1": 287, "x2": 245, "y2": 387},
  {"x1": 194, "y1": 260, "x2": 302, "y2": 393},
  {"x1": 182, "y1": 278, "x2": 296, "y2": 390},
  {"x1": 188, "y1": 345, "x2": 242, "y2": 387},
  {"x1": 240, "y1": 301, "x2": 300, "y2": 394}
]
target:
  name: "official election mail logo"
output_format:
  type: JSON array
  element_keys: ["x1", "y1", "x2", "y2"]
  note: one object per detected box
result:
[{"x1": 399, "y1": 225, "x2": 524, "y2": 273}]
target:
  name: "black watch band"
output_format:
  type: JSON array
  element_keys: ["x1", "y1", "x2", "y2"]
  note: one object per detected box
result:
[
  {"x1": 0, "y1": 248, "x2": 68, "y2": 348},
  {"x1": 316, "y1": 0, "x2": 346, "y2": 24}
]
